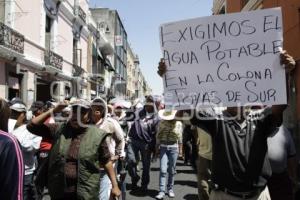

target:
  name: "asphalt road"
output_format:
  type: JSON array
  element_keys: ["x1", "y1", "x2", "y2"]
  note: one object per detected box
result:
[
  {"x1": 42, "y1": 159, "x2": 198, "y2": 200},
  {"x1": 125, "y1": 159, "x2": 198, "y2": 200}
]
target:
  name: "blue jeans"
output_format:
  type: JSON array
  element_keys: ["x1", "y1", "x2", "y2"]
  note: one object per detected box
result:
[
  {"x1": 159, "y1": 145, "x2": 179, "y2": 192},
  {"x1": 99, "y1": 170, "x2": 111, "y2": 200},
  {"x1": 127, "y1": 139, "x2": 152, "y2": 187}
]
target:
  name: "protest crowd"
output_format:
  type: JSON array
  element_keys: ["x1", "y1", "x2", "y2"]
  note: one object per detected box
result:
[
  {"x1": 0, "y1": 4, "x2": 300, "y2": 200},
  {"x1": 0, "y1": 50, "x2": 299, "y2": 200}
]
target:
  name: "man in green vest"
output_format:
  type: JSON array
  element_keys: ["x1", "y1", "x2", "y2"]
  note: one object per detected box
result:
[{"x1": 27, "y1": 99, "x2": 121, "y2": 200}]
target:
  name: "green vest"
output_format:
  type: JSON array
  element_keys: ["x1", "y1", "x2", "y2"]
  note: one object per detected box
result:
[{"x1": 48, "y1": 123, "x2": 109, "y2": 200}]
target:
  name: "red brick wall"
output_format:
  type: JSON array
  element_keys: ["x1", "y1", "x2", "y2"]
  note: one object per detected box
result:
[
  {"x1": 226, "y1": 0, "x2": 244, "y2": 13},
  {"x1": 225, "y1": 0, "x2": 300, "y2": 120},
  {"x1": 263, "y1": 0, "x2": 300, "y2": 61}
]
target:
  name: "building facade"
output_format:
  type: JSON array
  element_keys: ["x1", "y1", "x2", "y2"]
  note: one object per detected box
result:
[
  {"x1": 0, "y1": 0, "x2": 93, "y2": 106},
  {"x1": 90, "y1": 8, "x2": 128, "y2": 99},
  {"x1": 212, "y1": 0, "x2": 300, "y2": 155},
  {"x1": 88, "y1": 11, "x2": 114, "y2": 100},
  {"x1": 126, "y1": 43, "x2": 136, "y2": 100},
  {"x1": 0, "y1": 1, "x2": 152, "y2": 104},
  {"x1": 126, "y1": 44, "x2": 152, "y2": 100}
]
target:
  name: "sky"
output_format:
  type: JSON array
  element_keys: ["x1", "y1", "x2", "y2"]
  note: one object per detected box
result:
[{"x1": 89, "y1": 0, "x2": 213, "y2": 95}]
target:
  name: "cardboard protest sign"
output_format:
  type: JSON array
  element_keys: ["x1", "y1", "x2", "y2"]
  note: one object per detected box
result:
[{"x1": 159, "y1": 7, "x2": 286, "y2": 110}]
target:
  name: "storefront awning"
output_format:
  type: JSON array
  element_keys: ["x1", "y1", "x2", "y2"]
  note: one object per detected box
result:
[
  {"x1": 93, "y1": 43, "x2": 105, "y2": 61},
  {"x1": 104, "y1": 58, "x2": 115, "y2": 72},
  {"x1": 97, "y1": 49, "x2": 104, "y2": 60}
]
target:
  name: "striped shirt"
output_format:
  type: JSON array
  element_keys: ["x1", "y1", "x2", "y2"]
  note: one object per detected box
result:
[{"x1": 0, "y1": 130, "x2": 24, "y2": 200}]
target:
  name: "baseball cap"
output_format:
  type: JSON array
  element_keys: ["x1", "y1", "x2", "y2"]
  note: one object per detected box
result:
[
  {"x1": 30, "y1": 101, "x2": 45, "y2": 112},
  {"x1": 10, "y1": 102, "x2": 27, "y2": 113},
  {"x1": 70, "y1": 98, "x2": 91, "y2": 109}
]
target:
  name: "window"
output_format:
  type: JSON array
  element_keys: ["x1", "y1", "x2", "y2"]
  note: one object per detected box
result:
[
  {"x1": 116, "y1": 59, "x2": 120, "y2": 74},
  {"x1": 45, "y1": 15, "x2": 53, "y2": 50},
  {"x1": 116, "y1": 20, "x2": 120, "y2": 35},
  {"x1": 124, "y1": 68, "x2": 127, "y2": 81},
  {"x1": 45, "y1": 16, "x2": 52, "y2": 33},
  {"x1": 123, "y1": 34, "x2": 127, "y2": 50},
  {"x1": 118, "y1": 47, "x2": 122, "y2": 58},
  {"x1": 73, "y1": 39, "x2": 82, "y2": 67},
  {"x1": 121, "y1": 49, "x2": 124, "y2": 62},
  {"x1": 0, "y1": 2, "x2": 5, "y2": 23}
]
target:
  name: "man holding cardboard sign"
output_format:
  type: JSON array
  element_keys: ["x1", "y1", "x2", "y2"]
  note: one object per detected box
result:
[
  {"x1": 159, "y1": 8, "x2": 287, "y2": 110},
  {"x1": 158, "y1": 8, "x2": 296, "y2": 200}
]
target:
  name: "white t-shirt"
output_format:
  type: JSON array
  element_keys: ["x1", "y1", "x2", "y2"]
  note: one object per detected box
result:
[
  {"x1": 267, "y1": 125, "x2": 296, "y2": 173},
  {"x1": 12, "y1": 125, "x2": 42, "y2": 175},
  {"x1": 96, "y1": 117, "x2": 126, "y2": 158}
]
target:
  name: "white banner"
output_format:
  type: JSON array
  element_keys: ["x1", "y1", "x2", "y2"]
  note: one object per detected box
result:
[{"x1": 159, "y1": 8, "x2": 286, "y2": 110}]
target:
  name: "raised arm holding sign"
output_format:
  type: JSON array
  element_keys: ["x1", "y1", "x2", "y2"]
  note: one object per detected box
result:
[
  {"x1": 159, "y1": 7, "x2": 292, "y2": 111},
  {"x1": 157, "y1": 8, "x2": 296, "y2": 200}
]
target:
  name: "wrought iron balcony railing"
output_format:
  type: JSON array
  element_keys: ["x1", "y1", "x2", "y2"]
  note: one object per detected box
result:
[
  {"x1": 78, "y1": 6, "x2": 86, "y2": 23},
  {"x1": 45, "y1": 50, "x2": 63, "y2": 70},
  {"x1": 76, "y1": 6, "x2": 86, "y2": 23},
  {"x1": 0, "y1": 22, "x2": 25, "y2": 54},
  {"x1": 73, "y1": 64, "x2": 84, "y2": 77}
]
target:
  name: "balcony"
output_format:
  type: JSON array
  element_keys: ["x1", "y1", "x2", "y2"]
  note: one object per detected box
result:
[
  {"x1": 73, "y1": 64, "x2": 84, "y2": 77},
  {"x1": 74, "y1": 6, "x2": 86, "y2": 23},
  {"x1": 78, "y1": 6, "x2": 86, "y2": 23},
  {"x1": 0, "y1": 22, "x2": 24, "y2": 54},
  {"x1": 45, "y1": 50, "x2": 63, "y2": 70}
]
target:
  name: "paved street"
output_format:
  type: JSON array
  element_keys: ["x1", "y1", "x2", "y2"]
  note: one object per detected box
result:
[
  {"x1": 125, "y1": 159, "x2": 198, "y2": 200},
  {"x1": 42, "y1": 159, "x2": 198, "y2": 200}
]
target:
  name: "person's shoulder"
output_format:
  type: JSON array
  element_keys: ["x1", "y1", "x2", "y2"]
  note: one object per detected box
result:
[
  {"x1": 159, "y1": 120, "x2": 168, "y2": 126},
  {"x1": 106, "y1": 117, "x2": 118, "y2": 124},
  {"x1": 13, "y1": 124, "x2": 27, "y2": 132},
  {"x1": 279, "y1": 125, "x2": 293, "y2": 138},
  {"x1": 0, "y1": 130, "x2": 19, "y2": 149},
  {"x1": 89, "y1": 124, "x2": 102, "y2": 131},
  {"x1": 136, "y1": 108, "x2": 145, "y2": 117},
  {"x1": 90, "y1": 124, "x2": 112, "y2": 136},
  {"x1": 103, "y1": 117, "x2": 120, "y2": 128}
]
